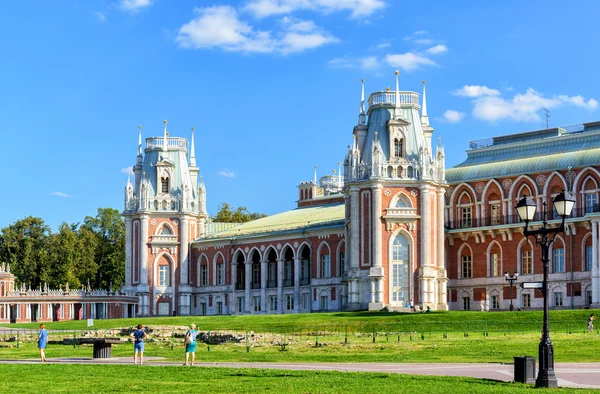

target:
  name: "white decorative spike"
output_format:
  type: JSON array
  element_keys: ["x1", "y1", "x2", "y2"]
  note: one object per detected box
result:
[
  {"x1": 163, "y1": 119, "x2": 168, "y2": 153},
  {"x1": 313, "y1": 165, "x2": 317, "y2": 183},
  {"x1": 421, "y1": 80, "x2": 430, "y2": 126},
  {"x1": 395, "y1": 70, "x2": 400, "y2": 107},
  {"x1": 190, "y1": 126, "x2": 196, "y2": 166},
  {"x1": 138, "y1": 125, "x2": 143, "y2": 156},
  {"x1": 337, "y1": 161, "x2": 342, "y2": 187},
  {"x1": 358, "y1": 79, "x2": 366, "y2": 125}
]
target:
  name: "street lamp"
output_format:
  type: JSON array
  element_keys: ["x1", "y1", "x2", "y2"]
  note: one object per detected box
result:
[
  {"x1": 504, "y1": 271, "x2": 519, "y2": 311},
  {"x1": 515, "y1": 190, "x2": 575, "y2": 388}
]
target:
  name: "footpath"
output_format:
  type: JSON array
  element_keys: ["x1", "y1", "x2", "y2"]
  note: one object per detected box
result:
[{"x1": 1, "y1": 358, "x2": 599, "y2": 389}]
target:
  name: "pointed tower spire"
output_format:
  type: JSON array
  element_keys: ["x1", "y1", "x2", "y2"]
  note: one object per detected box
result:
[
  {"x1": 394, "y1": 70, "x2": 401, "y2": 118},
  {"x1": 137, "y1": 125, "x2": 143, "y2": 156},
  {"x1": 337, "y1": 161, "x2": 342, "y2": 187},
  {"x1": 313, "y1": 165, "x2": 317, "y2": 183},
  {"x1": 421, "y1": 80, "x2": 430, "y2": 126},
  {"x1": 163, "y1": 119, "x2": 168, "y2": 154},
  {"x1": 190, "y1": 126, "x2": 196, "y2": 166},
  {"x1": 358, "y1": 79, "x2": 366, "y2": 125}
]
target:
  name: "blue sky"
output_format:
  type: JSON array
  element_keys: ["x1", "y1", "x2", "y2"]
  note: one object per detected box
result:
[{"x1": 3, "y1": 0, "x2": 600, "y2": 230}]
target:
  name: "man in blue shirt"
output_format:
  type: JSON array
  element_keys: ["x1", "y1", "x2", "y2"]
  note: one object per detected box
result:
[
  {"x1": 130, "y1": 324, "x2": 146, "y2": 365},
  {"x1": 38, "y1": 324, "x2": 48, "y2": 362}
]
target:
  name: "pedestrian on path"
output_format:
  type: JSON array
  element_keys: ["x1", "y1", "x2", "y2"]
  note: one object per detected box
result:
[
  {"x1": 37, "y1": 324, "x2": 48, "y2": 362},
  {"x1": 130, "y1": 324, "x2": 146, "y2": 365},
  {"x1": 588, "y1": 313, "x2": 595, "y2": 332},
  {"x1": 184, "y1": 323, "x2": 199, "y2": 366}
]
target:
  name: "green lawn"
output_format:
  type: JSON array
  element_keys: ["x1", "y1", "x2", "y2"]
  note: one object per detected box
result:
[
  {"x1": 1, "y1": 331, "x2": 598, "y2": 363},
  {"x1": 5, "y1": 309, "x2": 599, "y2": 332},
  {"x1": 0, "y1": 364, "x2": 590, "y2": 394}
]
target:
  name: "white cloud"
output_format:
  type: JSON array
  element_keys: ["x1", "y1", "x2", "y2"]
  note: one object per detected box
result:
[
  {"x1": 119, "y1": 0, "x2": 152, "y2": 11},
  {"x1": 374, "y1": 42, "x2": 390, "y2": 49},
  {"x1": 327, "y1": 55, "x2": 379, "y2": 70},
  {"x1": 442, "y1": 110, "x2": 465, "y2": 123},
  {"x1": 413, "y1": 38, "x2": 433, "y2": 45},
  {"x1": 218, "y1": 169, "x2": 236, "y2": 178},
  {"x1": 458, "y1": 87, "x2": 599, "y2": 123},
  {"x1": 384, "y1": 52, "x2": 438, "y2": 72},
  {"x1": 453, "y1": 85, "x2": 501, "y2": 97},
  {"x1": 425, "y1": 44, "x2": 447, "y2": 55},
  {"x1": 413, "y1": 30, "x2": 428, "y2": 35},
  {"x1": 244, "y1": 0, "x2": 386, "y2": 19},
  {"x1": 176, "y1": 6, "x2": 337, "y2": 54},
  {"x1": 50, "y1": 192, "x2": 71, "y2": 198},
  {"x1": 121, "y1": 166, "x2": 134, "y2": 175},
  {"x1": 94, "y1": 11, "x2": 107, "y2": 22}
]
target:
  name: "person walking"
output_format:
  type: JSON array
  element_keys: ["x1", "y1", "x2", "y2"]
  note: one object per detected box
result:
[
  {"x1": 184, "y1": 323, "x2": 199, "y2": 366},
  {"x1": 37, "y1": 324, "x2": 48, "y2": 362},
  {"x1": 130, "y1": 324, "x2": 146, "y2": 365},
  {"x1": 588, "y1": 313, "x2": 595, "y2": 332}
]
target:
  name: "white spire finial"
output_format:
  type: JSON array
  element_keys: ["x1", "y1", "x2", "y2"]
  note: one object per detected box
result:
[
  {"x1": 163, "y1": 119, "x2": 168, "y2": 152},
  {"x1": 421, "y1": 80, "x2": 430, "y2": 126},
  {"x1": 313, "y1": 165, "x2": 317, "y2": 183},
  {"x1": 190, "y1": 126, "x2": 196, "y2": 166},
  {"x1": 358, "y1": 79, "x2": 366, "y2": 125},
  {"x1": 337, "y1": 161, "x2": 342, "y2": 187},
  {"x1": 394, "y1": 70, "x2": 400, "y2": 108},
  {"x1": 138, "y1": 125, "x2": 143, "y2": 156}
]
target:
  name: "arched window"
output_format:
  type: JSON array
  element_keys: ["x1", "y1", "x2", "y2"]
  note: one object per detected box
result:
[
  {"x1": 391, "y1": 233, "x2": 409, "y2": 305},
  {"x1": 394, "y1": 194, "x2": 411, "y2": 208},
  {"x1": 394, "y1": 139, "x2": 403, "y2": 158},
  {"x1": 159, "y1": 264, "x2": 170, "y2": 287},
  {"x1": 160, "y1": 225, "x2": 172, "y2": 235},
  {"x1": 161, "y1": 177, "x2": 169, "y2": 193}
]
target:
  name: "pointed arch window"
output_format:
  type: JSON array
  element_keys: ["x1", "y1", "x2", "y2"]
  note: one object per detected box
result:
[
  {"x1": 161, "y1": 177, "x2": 169, "y2": 193},
  {"x1": 391, "y1": 234, "x2": 409, "y2": 305},
  {"x1": 394, "y1": 138, "x2": 403, "y2": 158}
]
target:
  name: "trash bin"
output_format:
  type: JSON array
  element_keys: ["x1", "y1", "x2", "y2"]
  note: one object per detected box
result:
[{"x1": 514, "y1": 356, "x2": 536, "y2": 384}]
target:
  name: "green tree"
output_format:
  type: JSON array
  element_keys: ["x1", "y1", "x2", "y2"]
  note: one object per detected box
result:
[
  {"x1": 75, "y1": 225, "x2": 99, "y2": 287},
  {"x1": 83, "y1": 208, "x2": 125, "y2": 289},
  {"x1": 0, "y1": 216, "x2": 51, "y2": 288},
  {"x1": 213, "y1": 202, "x2": 267, "y2": 223},
  {"x1": 45, "y1": 222, "x2": 81, "y2": 289}
]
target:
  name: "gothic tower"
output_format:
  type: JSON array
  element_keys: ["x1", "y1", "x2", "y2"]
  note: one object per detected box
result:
[
  {"x1": 123, "y1": 121, "x2": 208, "y2": 316},
  {"x1": 344, "y1": 73, "x2": 448, "y2": 311}
]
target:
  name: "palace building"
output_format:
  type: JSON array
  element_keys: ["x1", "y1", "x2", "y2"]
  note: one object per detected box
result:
[{"x1": 121, "y1": 74, "x2": 600, "y2": 316}]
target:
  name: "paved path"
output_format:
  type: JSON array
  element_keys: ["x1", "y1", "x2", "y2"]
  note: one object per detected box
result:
[{"x1": 1, "y1": 358, "x2": 599, "y2": 389}]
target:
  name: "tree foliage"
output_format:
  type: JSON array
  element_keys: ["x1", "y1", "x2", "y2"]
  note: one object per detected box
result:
[
  {"x1": 213, "y1": 202, "x2": 267, "y2": 223},
  {"x1": 0, "y1": 208, "x2": 124, "y2": 290}
]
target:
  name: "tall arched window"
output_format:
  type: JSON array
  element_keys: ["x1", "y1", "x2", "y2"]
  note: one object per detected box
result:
[
  {"x1": 394, "y1": 139, "x2": 403, "y2": 158},
  {"x1": 391, "y1": 233, "x2": 409, "y2": 305},
  {"x1": 161, "y1": 177, "x2": 169, "y2": 193}
]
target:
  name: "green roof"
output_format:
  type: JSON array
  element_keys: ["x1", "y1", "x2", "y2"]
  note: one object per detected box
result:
[{"x1": 194, "y1": 203, "x2": 345, "y2": 242}]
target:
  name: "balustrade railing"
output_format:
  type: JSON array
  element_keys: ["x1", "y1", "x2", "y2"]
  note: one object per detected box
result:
[
  {"x1": 368, "y1": 91, "x2": 420, "y2": 107},
  {"x1": 445, "y1": 204, "x2": 600, "y2": 230},
  {"x1": 146, "y1": 137, "x2": 187, "y2": 150}
]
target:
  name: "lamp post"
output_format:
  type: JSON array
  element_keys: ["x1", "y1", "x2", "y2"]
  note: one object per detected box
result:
[
  {"x1": 504, "y1": 271, "x2": 519, "y2": 311},
  {"x1": 515, "y1": 190, "x2": 575, "y2": 388}
]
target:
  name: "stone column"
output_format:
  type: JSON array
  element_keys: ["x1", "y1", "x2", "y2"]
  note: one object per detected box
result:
[
  {"x1": 437, "y1": 190, "x2": 448, "y2": 310},
  {"x1": 294, "y1": 257, "x2": 301, "y2": 313},
  {"x1": 261, "y1": 260, "x2": 267, "y2": 313},
  {"x1": 244, "y1": 262, "x2": 251, "y2": 313},
  {"x1": 179, "y1": 217, "x2": 189, "y2": 285},
  {"x1": 277, "y1": 258, "x2": 284, "y2": 313},
  {"x1": 369, "y1": 185, "x2": 384, "y2": 310},
  {"x1": 230, "y1": 262, "x2": 237, "y2": 314},
  {"x1": 348, "y1": 187, "x2": 361, "y2": 309},
  {"x1": 140, "y1": 215, "x2": 149, "y2": 288},
  {"x1": 593, "y1": 220, "x2": 599, "y2": 305},
  {"x1": 124, "y1": 217, "x2": 133, "y2": 288}
]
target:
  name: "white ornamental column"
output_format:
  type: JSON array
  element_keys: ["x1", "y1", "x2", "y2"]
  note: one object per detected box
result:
[
  {"x1": 179, "y1": 217, "x2": 189, "y2": 285},
  {"x1": 277, "y1": 258, "x2": 284, "y2": 313},
  {"x1": 294, "y1": 257, "x2": 301, "y2": 312},
  {"x1": 369, "y1": 185, "x2": 384, "y2": 309},
  {"x1": 245, "y1": 262, "x2": 251, "y2": 313},
  {"x1": 592, "y1": 220, "x2": 599, "y2": 305},
  {"x1": 124, "y1": 217, "x2": 133, "y2": 288},
  {"x1": 437, "y1": 190, "x2": 448, "y2": 309},
  {"x1": 230, "y1": 262, "x2": 237, "y2": 314},
  {"x1": 260, "y1": 260, "x2": 268, "y2": 313},
  {"x1": 139, "y1": 215, "x2": 149, "y2": 299},
  {"x1": 348, "y1": 187, "x2": 360, "y2": 308}
]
